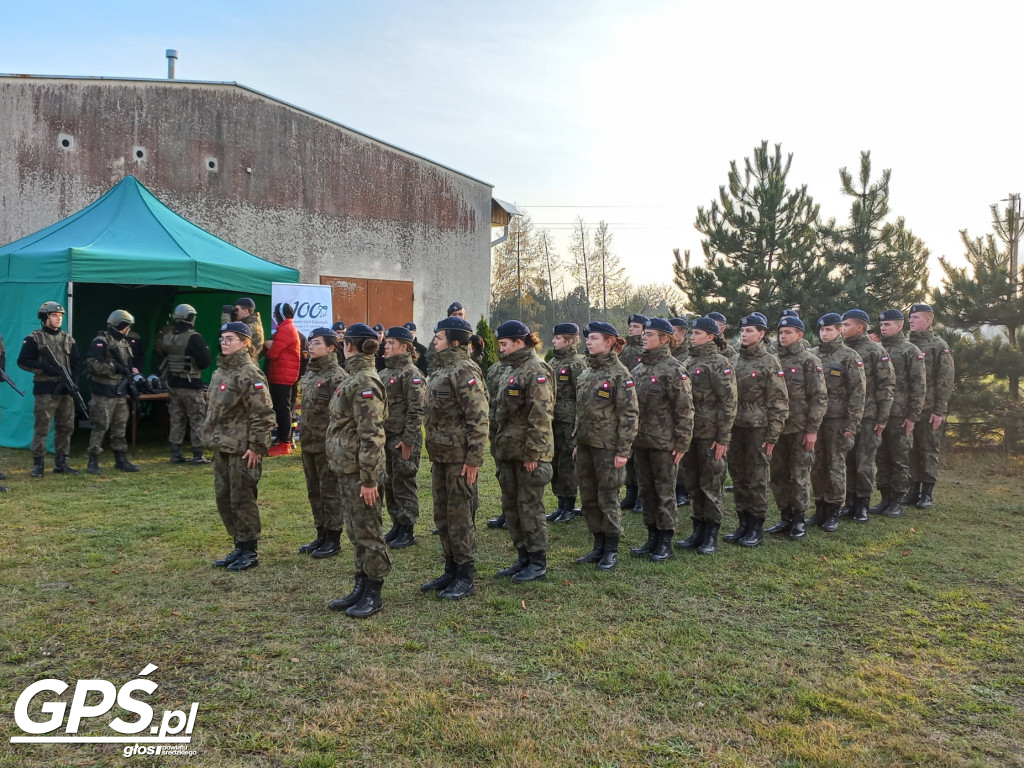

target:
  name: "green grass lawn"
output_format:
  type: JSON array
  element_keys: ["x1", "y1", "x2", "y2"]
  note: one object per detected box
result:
[{"x1": 1, "y1": 436, "x2": 1022, "y2": 767}]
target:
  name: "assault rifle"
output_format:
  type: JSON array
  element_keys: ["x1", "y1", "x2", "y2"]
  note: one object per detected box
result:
[
  {"x1": 113, "y1": 346, "x2": 139, "y2": 406},
  {"x1": 42, "y1": 345, "x2": 89, "y2": 419},
  {"x1": 1, "y1": 367, "x2": 25, "y2": 396}
]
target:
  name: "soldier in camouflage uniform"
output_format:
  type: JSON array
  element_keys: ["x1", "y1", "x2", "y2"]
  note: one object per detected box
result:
[
  {"x1": 573, "y1": 321, "x2": 639, "y2": 571},
  {"x1": 907, "y1": 303, "x2": 955, "y2": 508},
  {"x1": 766, "y1": 316, "x2": 828, "y2": 539},
  {"x1": 618, "y1": 314, "x2": 647, "y2": 512},
  {"x1": 708, "y1": 312, "x2": 739, "y2": 359},
  {"x1": 628, "y1": 318, "x2": 694, "y2": 562},
  {"x1": 17, "y1": 301, "x2": 82, "y2": 477},
  {"x1": 154, "y1": 303, "x2": 213, "y2": 465},
  {"x1": 381, "y1": 326, "x2": 426, "y2": 550},
  {"x1": 870, "y1": 309, "x2": 927, "y2": 518},
  {"x1": 296, "y1": 327, "x2": 348, "y2": 557},
  {"x1": 669, "y1": 317, "x2": 692, "y2": 506},
  {"x1": 841, "y1": 309, "x2": 896, "y2": 522},
  {"x1": 85, "y1": 310, "x2": 140, "y2": 475},
  {"x1": 809, "y1": 313, "x2": 866, "y2": 533},
  {"x1": 420, "y1": 316, "x2": 489, "y2": 600},
  {"x1": 547, "y1": 323, "x2": 586, "y2": 523},
  {"x1": 722, "y1": 313, "x2": 789, "y2": 548},
  {"x1": 484, "y1": 350, "x2": 512, "y2": 530},
  {"x1": 204, "y1": 322, "x2": 275, "y2": 571},
  {"x1": 325, "y1": 324, "x2": 390, "y2": 619},
  {"x1": 221, "y1": 298, "x2": 265, "y2": 363},
  {"x1": 491, "y1": 321, "x2": 556, "y2": 583}
]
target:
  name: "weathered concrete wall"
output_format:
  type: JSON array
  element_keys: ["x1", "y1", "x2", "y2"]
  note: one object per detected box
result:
[{"x1": 0, "y1": 76, "x2": 493, "y2": 329}]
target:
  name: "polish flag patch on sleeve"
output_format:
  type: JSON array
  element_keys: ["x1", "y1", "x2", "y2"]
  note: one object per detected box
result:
[
  {"x1": 467, "y1": 377, "x2": 477, "y2": 386},
  {"x1": 361, "y1": 389, "x2": 374, "y2": 399},
  {"x1": 917, "y1": 353, "x2": 926, "y2": 360},
  {"x1": 723, "y1": 368, "x2": 732, "y2": 376},
  {"x1": 625, "y1": 379, "x2": 635, "y2": 388},
  {"x1": 777, "y1": 370, "x2": 785, "y2": 377},
  {"x1": 253, "y1": 382, "x2": 264, "y2": 390},
  {"x1": 856, "y1": 361, "x2": 864, "y2": 367},
  {"x1": 537, "y1": 375, "x2": 547, "y2": 383},
  {"x1": 412, "y1": 377, "x2": 422, "y2": 384}
]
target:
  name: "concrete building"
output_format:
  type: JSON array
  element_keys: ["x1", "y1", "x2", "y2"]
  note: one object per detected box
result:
[{"x1": 0, "y1": 73, "x2": 509, "y2": 329}]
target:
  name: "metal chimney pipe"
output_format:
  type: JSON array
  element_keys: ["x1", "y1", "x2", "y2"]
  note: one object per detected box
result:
[{"x1": 166, "y1": 49, "x2": 178, "y2": 79}]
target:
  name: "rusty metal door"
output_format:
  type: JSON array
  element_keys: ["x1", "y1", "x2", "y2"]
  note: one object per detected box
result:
[
  {"x1": 320, "y1": 276, "x2": 368, "y2": 324},
  {"x1": 320, "y1": 276, "x2": 413, "y2": 326}
]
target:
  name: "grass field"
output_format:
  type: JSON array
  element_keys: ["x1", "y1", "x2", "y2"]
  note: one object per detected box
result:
[{"x1": 1, "y1": 435, "x2": 1022, "y2": 767}]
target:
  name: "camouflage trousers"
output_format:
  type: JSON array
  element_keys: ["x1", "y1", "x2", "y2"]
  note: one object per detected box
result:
[
  {"x1": 770, "y1": 431, "x2": 814, "y2": 516},
  {"x1": 213, "y1": 451, "x2": 262, "y2": 543},
  {"x1": 339, "y1": 472, "x2": 392, "y2": 580},
  {"x1": 550, "y1": 420, "x2": 577, "y2": 499},
  {"x1": 634, "y1": 447, "x2": 678, "y2": 531},
  {"x1": 624, "y1": 455, "x2": 636, "y2": 488},
  {"x1": 168, "y1": 387, "x2": 207, "y2": 448},
  {"x1": 845, "y1": 422, "x2": 882, "y2": 499},
  {"x1": 812, "y1": 419, "x2": 855, "y2": 505},
  {"x1": 431, "y1": 462, "x2": 477, "y2": 565},
  {"x1": 384, "y1": 433, "x2": 421, "y2": 527},
  {"x1": 728, "y1": 426, "x2": 770, "y2": 516},
  {"x1": 876, "y1": 422, "x2": 912, "y2": 495},
  {"x1": 681, "y1": 438, "x2": 727, "y2": 524},
  {"x1": 88, "y1": 394, "x2": 129, "y2": 455},
  {"x1": 496, "y1": 460, "x2": 551, "y2": 554},
  {"x1": 32, "y1": 393, "x2": 74, "y2": 457},
  {"x1": 910, "y1": 419, "x2": 943, "y2": 485},
  {"x1": 575, "y1": 445, "x2": 625, "y2": 537},
  {"x1": 302, "y1": 451, "x2": 343, "y2": 531}
]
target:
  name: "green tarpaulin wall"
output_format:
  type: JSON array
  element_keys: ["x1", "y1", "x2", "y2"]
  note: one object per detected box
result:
[{"x1": 0, "y1": 176, "x2": 298, "y2": 450}]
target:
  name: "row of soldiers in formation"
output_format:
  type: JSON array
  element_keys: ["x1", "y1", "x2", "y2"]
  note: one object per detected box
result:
[{"x1": 3, "y1": 299, "x2": 954, "y2": 621}]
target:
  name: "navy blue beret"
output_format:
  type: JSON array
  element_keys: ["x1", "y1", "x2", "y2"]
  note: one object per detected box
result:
[
  {"x1": 778, "y1": 316, "x2": 805, "y2": 332},
  {"x1": 553, "y1": 322, "x2": 580, "y2": 335},
  {"x1": 386, "y1": 325, "x2": 414, "y2": 342},
  {"x1": 308, "y1": 327, "x2": 338, "y2": 343},
  {"x1": 644, "y1": 317, "x2": 675, "y2": 335},
  {"x1": 707, "y1": 311, "x2": 727, "y2": 324},
  {"x1": 403, "y1": 321, "x2": 417, "y2": 331},
  {"x1": 780, "y1": 309, "x2": 800, "y2": 318},
  {"x1": 447, "y1": 301, "x2": 464, "y2": 315},
  {"x1": 220, "y1": 321, "x2": 252, "y2": 339},
  {"x1": 818, "y1": 312, "x2": 843, "y2": 328},
  {"x1": 332, "y1": 320, "x2": 347, "y2": 333},
  {"x1": 235, "y1": 297, "x2": 256, "y2": 310},
  {"x1": 741, "y1": 313, "x2": 768, "y2": 330},
  {"x1": 879, "y1": 309, "x2": 904, "y2": 322},
  {"x1": 434, "y1": 316, "x2": 473, "y2": 334},
  {"x1": 496, "y1": 320, "x2": 531, "y2": 339},
  {"x1": 691, "y1": 317, "x2": 720, "y2": 336},
  {"x1": 843, "y1": 309, "x2": 871, "y2": 324},
  {"x1": 669, "y1": 317, "x2": 688, "y2": 329},
  {"x1": 627, "y1": 314, "x2": 649, "y2": 326},
  {"x1": 909, "y1": 303, "x2": 934, "y2": 315},
  {"x1": 345, "y1": 322, "x2": 378, "y2": 340},
  {"x1": 584, "y1": 321, "x2": 620, "y2": 337}
]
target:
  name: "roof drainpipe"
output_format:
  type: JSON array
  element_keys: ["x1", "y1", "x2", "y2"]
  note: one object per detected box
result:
[
  {"x1": 491, "y1": 224, "x2": 511, "y2": 248},
  {"x1": 166, "y1": 49, "x2": 178, "y2": 79}
]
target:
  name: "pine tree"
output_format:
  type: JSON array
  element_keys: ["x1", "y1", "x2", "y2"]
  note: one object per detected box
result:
[{"x1": 475, "y1": 316, "x2": 499, "y2": 375}]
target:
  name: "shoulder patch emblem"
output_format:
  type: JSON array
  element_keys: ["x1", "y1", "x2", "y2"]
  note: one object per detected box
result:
[
  {"x1": 389, "y1": 377, "x2": 396, "y2": 385},
  {"x1": 219, "y1": 383, "x2": 227, "y2": 391},
  {"x1": 856, "y1": 361, "x2": 864, "y2": 367},
  {"x1": 537, "y1": 375, "x2": 547, "y2": 383},
  {"x1": 881, "y1": 356, "x2": 890, "y2": 362},
  {"x1": 723, "y1": 368, "x2": 732, "y2": 376},
  {"x1": 942, "y1": 348, "x2": 951, "y2": 354},
  {"x1": 917, "y1": 353, "x2": 926, "y2": 360},
  {"x1": 777, "y1": 370, "x2": 785, "y2": 377},
  {"x1": 650, "y1": 376, "x2": 657, "y2": 383},
  {"x1": 625, "y1": 379, "x2": 635, "y2": 388},
  {"x1": 316, "y1": 381, "x2": 322, "y2": 388},
  {"x1": 560, "y1": 368, "x2": 568, "y2": 375},
  {"x1": 750, "y1": 371, "x2": 758, "y2": 378},
  {"x1": 412, "y1": 377, "x2": 422, "y2": 384},
  {"x1": 253, "y1": 382, "x2": 264, "y2": 390},
  {"x1": 694, "y1": 368, "x2": 703, "y2": 375},
  {"x1": 361, "y1": 390, "x2": 374, "y2": 399},
  {"x1": 790, "y1": 367, "x2": 798, "y2": 373},
  {"x1": 467, "y1": 377, "x2": 477, "y2": 386},
  {"x1": 816, "y1": 366, "x2": 823, "y2": 372},
  {"x1": 681, "y1": 372, "x2": 688, "y2": 380},
  {"x1": 602, "y1": 381, "x2": 611, "y2": 390},
  {"x1": 509, "y1": 376, "x2": 516, "y2": 384}
]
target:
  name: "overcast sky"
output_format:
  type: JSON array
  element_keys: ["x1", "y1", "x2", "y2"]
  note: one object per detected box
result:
[{"x1": 5, "y1": 0, "x2": 1023, "y2": 290}]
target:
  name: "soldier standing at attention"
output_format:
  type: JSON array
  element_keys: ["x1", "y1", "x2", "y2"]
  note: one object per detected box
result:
[
  {"x1": 547, "y1": 322, "x2": 586, "y2": 523},
  {"x1": 420, "y1": 316, "x2": 489, "y2": 600},
  {"x1": 204, "y1": 322, "x2": 275, "y2": 571},
  {"x1": 573, "y1": 321, "x2": 639, "y2": 571},
  {"x1": 296, "y1": 327, "x2": 348, "y2": 557},
  {"x1": 381, "y1": 325, "x2": 426, "y2": 550},
  {"x1": 840, "y1": 309, "x2": 896, "y2": 522},
  {"x1": 906, "y1": 303, "x2": 955, "y2": 508},
  {"x1": 485, "y1": 345, "x2": 512, "y2": 531},
  {"x1": 17, "y1": 301, "x2": 82, "y2": 477},
  {"x1": 721, "y1": 313, "x2": 789, "y2": 548},
  {"x1": 708, "y1": 312, "x2": 738, "y2": 359},
  {"x1": 628, "y1": 318, "x2": 693, "y2": 562},
  {"x1": 325, "y1": 324, "x2": 390, "y2": 618},
  {"x1": 766, "y1": 316, "x2": 828, "y2": 539},
  {"x1": 85, "y1": 310, "x2": 141, "y2": 475},
  {"x1": 809, "y1": 313, "x2": 865, "y2": 533},
  {"x1": 492, "y1": 321, "x2": 556, "y2": 583},
  {"x1": 154, "y1": 304, "x2": 212, "y2": 465},
  {"x1": 618, "y1": 314, "x2": 647, "y2": 513},
  {"x1": 332, "y1": 321, "x2": 347, "y2": 367},
  {"x1": 221, "y1": 298, "x2": 265, "y2": 363},
  {"x1": 870, "y1": 309, "x2": 926, "y2": 518},
  {"x1": 669, "y1": 317, "x2": 692, "y2": 507}
]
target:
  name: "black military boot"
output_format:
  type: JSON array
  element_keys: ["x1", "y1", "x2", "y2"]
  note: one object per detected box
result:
[
  {"x1": 30, "y1": 456, "x2": 45, "y2": 478},
  {"x1": 312, "y1": 530, "x2": 342, "y2": 559},
  {"x1": 86, "y1": 453, "x2": 102, "y2": 475},
  {"x1": 630, "y1": 526, "x2": 658, "y2": 557},
  {"x1": 633, "y1": 496, "x2": 644, "y2": 513},
  {"x1": 597, "y1": 536, "x2": 619, "y2": 570},
  {"x1": 648, "y1": 530, "x2": 674, "y2": 562},
  {"x1": 723, "y1": 512, "x2": 750, "y2": 543},
  {"x1": 697, "y1": 522, "x2": 720, "y2": 555},
  {"x1": 789, "y1": 510, "x2": 807, "y2": 540},
  {"x1": 227, "y1": 540, "x2": 259, "y2": 570},
  {"x1": 546, "y1": 500, "x2": 566, "y2": 522},
  {"x1": 882, "y1": 497, "x2": 904, "y2": 518},
  {"x1": 299, "y1": 527, "x2": 326, "y2": 554},
  {"x1": 851, "y1": 497, "x2": 869, "y2": 523},
  {"x1": 676, "y1": 486, "x2": 690, "y2": 506},
  {"x1": 868, "y1": 488, "x2": 891, "y2": 515},
  {"x1": 512, "y1": 552, "x2": 548, "y2": 583},
  {"x1": 53, "y1": 453, "x2": 78, "y2": 475},
  {"x1": 328, "y1": 574, "x2": 366, "y2": 611},
  {"x1": 438, "y1": 562, "x2": 475, "y2": 599},
  {"x1": 901, "y1": 482, "x2": 921, "y2": 505},
  {"x1": 114, "y1": 451, "x2": 140, "y2": 472},
  {"x1": 347, "y1": 578, "x2": 384, "y2": 618},
  {"x1": 496, "y1": 547, "x2": 529, "y2": 578},
  {"x1": 619, "y1": 485, "x2": 638, "y2": 510},
  {"x1": 552, "y1": 497, "x2": 577, "y2": 523},
  {"x1": 486, "y1": 514, "x2": 507, "y2": 529},
  {"x1": 213, "y1": 540, "x2": 243, "y2": 567},
  {"x1": 674, "y1": 518, "x2": 705, "y2": 550},
  {"x1": 916, "y1": 483, "x2": 935, "y2": 509},
  {"x1": 170, "y1": 444, "x2": 186, "y2": 464},
  {"x1": 421, "y1": 558, "x2": 457, "y2": 592},
  {"x1": 575, "y1": 533, "x2": 605, "y2": 564},
  {"x1": 838, "y1": 492, "x2": 854, "y2": 517},
  {"x1": 739, "y1": 516, "x2": 765, "y2": 548},
  {"x1": 383, "y1": 521, "x2": 400, "y2": 543},
  {"x1": 766, "y1": 508, "x2": 792, "y2": 534},
  {"x1": 807, "y1": 500, "x2": 827, "y2": 527},
  {"x1": 821, "y1": 503, "x2": 841, "y2": 533},
  {"x1": 191, "y1": 447, "x2": 210, "y2": 465},
  {"x1": 389, "y1": 524, "x2": 416, "y2": 550}
]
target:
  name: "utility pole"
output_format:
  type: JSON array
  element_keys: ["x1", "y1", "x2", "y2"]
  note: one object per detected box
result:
[{"x1": 516, "y1": 228, "x2": 522, "y2": 314}]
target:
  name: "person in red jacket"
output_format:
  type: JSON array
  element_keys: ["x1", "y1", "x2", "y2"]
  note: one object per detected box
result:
[{"x1": 265, "y1": 303, "x2": 302, "y2": 456}]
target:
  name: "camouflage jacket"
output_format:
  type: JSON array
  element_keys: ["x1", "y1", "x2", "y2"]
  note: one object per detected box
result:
[
  {"x1": 383, "y1": 351, "x2": 425, "y2": 444},
  {"x1": 492, "y1": 346, "x2": 555, "y2": 463},
  {"x1": 424, "y1": 346, "x2": 489, "y2": 466},
  {"x1": 845, "y1": 333, "x2": 895, "y2": 425},
  {"x1": 551, "y1": 344, "x2": 585, "y2": 424},
  {"x1": 632, "y1": 344, "x2": 694, "y2": 453},
  {"x1": 486, "y1": 357, "x2": 511, "y2": 447},
  {"x1": 671, "y1": 338, "x2": 690, "y2": 363},
  {"x1": 326, "y1": 353, "x2": 387, "y2": 485},
  {"x1": 204, "y1": 347, "x2": 275, "y2": 455},
  {"x1": 812, "y1": 338, "x2": 865, "y2": 435},
  {"x1": 621, "y1": 335, "x2": 644, "y2": 372},
  {"x1": 777, "y1": 341, "x2": 828, "y2": 435},
  {"x1": 910, "y1": 329, "x2": 955, "y2": 417},
  {"x1": 731, "y1": 341, "x2": 789, "y2": 443},
  {"x1": 574, "y1": 350, "x2": 639, "y2": 456},
  {"x1": 298, "y1": 353, "x2": 348, "y2": 453},
  {"x1": 684, "y1": 340, "x2": 738, "y2": 444},
  {"x1": 86, "y1": 328, "x2": 133, "y2": 397},
  {"x1": 881, "y1": 334, "x2": 927, "y2": 422}
]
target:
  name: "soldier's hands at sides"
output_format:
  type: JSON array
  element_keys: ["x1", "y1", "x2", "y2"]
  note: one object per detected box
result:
[
  {"x1": 843, "y1": 431, "x2": 854, "y2": 440},
  {"x1": 524, "y1": 460, "x2": 538, "y2": 472},
  {"x1": 360, "y1": 485, "x2": 379, "y2": 506},
  {"x1": 461, "y1": 464, "x2": 479, "y2": 485},
  {"x1": 396, "y1": 441, "x2": 412, "y2": 461},
  {"x1": 762, "y1": 442, "x2": 775, "y2": 457},
  {"x1": 572, "y1": 448, "x2": 577, "y2": 460},
  {"x1": 803, "y1": 432, "x2": 817, "y2": 452},
  {"x1": 903, "y1": 418, "x2": 915, "y2": 436},
  {"x1": 929, "y1": 413, "x2": 944, "y2": 431},
  {"x1": 874, "y1": 422, "x2": 886, "y2": 437},
  {"x1": 242, "y1": 449, "x2": 261, "y2": 468},
  {"x1": 672, "y1": 451, "x2": 685, "y2": 465},
  {"x1": 613, "y1": 455, "x2": 628, "y2": 469},
  {"x1": 711, "y1": 441, "x2": 728, "y2": 461}
]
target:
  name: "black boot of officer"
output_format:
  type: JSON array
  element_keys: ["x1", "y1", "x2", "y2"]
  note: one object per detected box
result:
[
  {"x1": 766, "y1": 509, "x2": 792, "y2": 535},
  {"x1": 723, "y1": 512, "x2": 751, "y2": 543},
  {"x1": 821, "y1": 503, "x2": 841, "y2": 533},
  {"x1": 882, "y1": 498, "x2": 904, "y2": 518},
  {"x1": 486, "y1": 514, "x2": 507, "y2": 529},
  {"x1": 87, "y1": 452, "x2": 102, "y2": 475},
  {"x1": 901, "y1": 482, "x2": 921, "y2": 505},
  {"x1": 917, "y1": 483, "x2": 935, "y2": 508},
  {"x1": 851, "y1": 497, "x2": 869, "y2": 523},
  {"x1": 299, "y1": 527, "x2": 326, "y2": 554},
  {"x1": 838, "y1": 491, "x2": 854, "y2": 517},
  {"x1": 675, "y1": 485, "x2": 690, "y2": 506},
  {"x1": 389, "y1": 524, "x2": 416, "y2": 550},
  {"x1": 421, "y1": 558, "x2": 457, "y2": 592},
  {"x1": 329, "y1": 574, "x2": 366, "y2": 610},
  {"x1": 675, "y1": 518, "x2": 706, "y2": 550},
  {"x1": 384, "y1": 521, "x2": 400, "y2": 543},
  {"x1": 619, "y1": 485, "x2": 638, "y2": 510},
  {"x1": 114, "y1": 451, "x2": 140, "y2": 472},
  {"x1": 575, "y1": 533, "x2": 605, "y2": 564},
  {"x1": 496, "y1": 547, "x2": 529, "y2": 578},
  {"x1": 739, "y1": 515, "x2": 765, "y2": 547},
  {"x1": 597, "y1": 536, "x2": 619, "y2": 570},
  {"x1": 213, "y1": 540, "x2": 243, "y2": 567},
  {"x1": 347, "y1": 579, "x2": 384, "y2": 618},
  {"x1": 512, "y1": 552, "x2": 547, "y2": 583},
  {"x1": 868, "y1": 488, "x2": 892, "y2": 515},
  {"x1": 789, "y1": 510, "x2": 807, "y2": 539},
  {"x1": 226, "y1": 540, "x2": 258, "y2": 570},
  {"x1": 191, "y1": 448, "x2": 210, "y2": 465},
  {"x1": 807, "y1": 500, "x2": 828, "y2": 527},
  {"x1": 630, "y1": 526, "x2": 658, "y2": 557},
  {"x1": 697, "y1": 522, "x2": 720, "y2": 555},
  {"x1": 312, "y1": 530, "x2": 342, "y2": 558},
  {"x1": 53, "y1": 453, "x2": 78, "y2": 474},
  {"x1": 551, "y1": 497, "x2": 577, "y2": 523},
  {"x1": 438, "y1": 562, "x2": 475, "y2": 599},
  {"x1": 170, "y1": 444, "x2": 187, "y2": 464},
  {"x1": 31, "y1": 456, "x2": 45, "y2": 478},
  {"x1": 648, "y1": 531, "x2": 674, "y2": 562}
]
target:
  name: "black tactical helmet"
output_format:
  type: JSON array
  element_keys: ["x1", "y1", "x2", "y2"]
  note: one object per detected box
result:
[
  {"x1": 173, "y1": 303, "x2": 197, "y2": 325},
  {"x1": 107, "y1": 309, "x2": 136, "y2": 330},
  {"x1": 38, "y1": 301, "x2": 66, "y2": 322}
]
